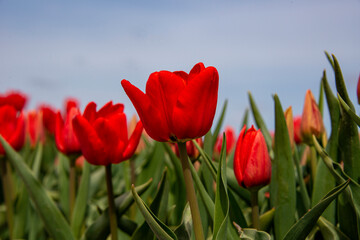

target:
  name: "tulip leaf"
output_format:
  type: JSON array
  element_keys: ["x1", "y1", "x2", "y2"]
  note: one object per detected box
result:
[
  {"x1": 131, "y1": 184, "x2": 177, "y2": 240},
  {"x1": 313, "y1": 136, "x2": 360, "y2": 239},
  {"x1": 241, "y1": 108, "x2": 249, "y2": 130},
  {"x1": 283, "y1": 179, "x2": 350, "y2": 240},
  {"x1": 84, "y1": 178, "x2": 152, "y2": 240},
  {"x1": 331, "y1": 54, "x2": 360, "y2": 183},
  {"x1": 174, "y1": 204, "x2": 192, "y2": 240},
  {"x1": 248, "y1": 91, "x2": 272, "y2": 152},
  {"x1": 132, "y1": 169, "x2": 170, "y2": 240},
  {"x1": 163, "y1": 142, "x2": 187, "y2": 224},
  {"x1": 259, "y1": 208, "x2": 275, "y2": 232},
  {"x1": 271, "y1": 95, "x2": 296, "y2": 240},
  {"x1": 317, "y1": 216, "x2": 351, "y2": 240},
  {"x1": 311, "y1": 70, "x2": 338, "y2": 223},
  {"x1": 212, "y1": 99, "x2": 228, "y2": 148},
  {"x1": 338, "y1": 93, "x2": 360, "y2": 127},
  {"x1": 0, "y1": 135, "x2": 75, "y2": 240},
  {"x1": 239, "y1": 228, "x2": 271, "y2": 240},
  {"x1": 71, "y1": 161, "x2": 91, "y2": 238},
  {"x1": 324, "y1": 51, "x2": 335, "y2": 69}
]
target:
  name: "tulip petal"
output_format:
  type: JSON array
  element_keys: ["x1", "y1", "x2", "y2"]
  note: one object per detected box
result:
[
  {"x1": 83, "y1": 102, "x2": 97, "y2": 123},
  {"x1": 97, "y1": 101, "x2": 124, "y2": 119},
  {"x1": 55, "y1": 112, "x2": 65, "y2": 153},
  {"x1": 234, "y1": 126, "x2": 246, "y2": 185},
  {"x1": 123, "y1": 121, "x2": 143, "y2": 160},
  {"x1": 172, "y1": 66, "x2": 219, "y2": 139},
  {"x1": 8, "y1": 113, "x2": 25, "y2": 151},
  {"x1": 122, "y1": 79, "x2": 170, "y2": 142},
  {"x1": 73, "y1": 115, "x2": 106, "y2": 165}
]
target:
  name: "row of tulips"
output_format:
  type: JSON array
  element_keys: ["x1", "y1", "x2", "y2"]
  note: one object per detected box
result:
[{"x1": 0, "y1": 52, "x2": 360, "y2": 240}]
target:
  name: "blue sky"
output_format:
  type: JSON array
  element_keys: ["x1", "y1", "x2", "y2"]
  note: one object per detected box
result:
[{"x1": 0, "y1": 0, "x2": 359, "y2": 133}]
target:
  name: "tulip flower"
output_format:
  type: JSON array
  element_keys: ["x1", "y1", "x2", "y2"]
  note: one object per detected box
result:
[
  {"x1": 0, "y1": 91, "x2": 27, "y2": 111},
  {"x1": 72, "y1": 101, "x2": 143, "y2": 166},
  {"x1": 300, "y1": 90, "x2": 324, "y2": 143},
  {"x1": 172, "y1": 137, "x2": 203, "y2": 159},
  {"x1": 214, "y1": 126, "x2": 236, "y2": 155},
  {"x1": 233, "y1": 125, "x2": 271, "y2": 189},
  {"x1": 73, "y1": 101, "x2": 143, "y2": 239},
  {"x1": 121, "y1": 62, "x2": 219, "y2": 142},
  {"x1": 64, "y1": 97, "x2": 79, "y2": 114},
  {"x1": 0, "y1": 105, "x2": 26, "y2": 155},
  {"x1": 39, "y1": 105, "x2": 57, "y2": 135},
  {"x1": 233, "y1": 125, "x2": 271, "y2": 229},
  {"x1": 26, "y1": 110, "x2": 44, "y2": 148},
  {"x1": 293, "y1": 116, "x2": 302, "y2": 144},
  {"x1": 55, "y1": 107, "x2": 81, "y2": 155}
]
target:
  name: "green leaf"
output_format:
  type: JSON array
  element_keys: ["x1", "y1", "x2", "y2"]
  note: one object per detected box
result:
[
  {"x1": 213, "y1": 133, "x2": 229, "y2": 239},
  {"x1": 174, "y1": 204, "x2": 191, "y2": 240},
  {"x1": 317, "y1": 216, "x2": 351, "y2": 240},
  {"x1": 338, "y1": 93, "x2": 360, "y2": 126},
  {"x1": 84, "y1": 178, "x2": 153, "y2": 240},
  {"x1": 248, "y1": 91, "x2": 272, "y2": 152},
  {"x1": 131, "y1": 184, "x2": 177, "y2": 240},
  {"x1": 270, "y1": 95, "x2": 296, "y2": 240},
  {"x1": 211, "y1": 99, "x2": 228, "y2": 148},
  {"x1": 71, "y1": 161, "x2": 91, "y2": 238},
  {"x1": 311, "y1": 70, "x2": 338, "y2": 223},
  {"x1": 0, "y1": 135, "x2": 75, "y2": 240},
  {"x1": 283, "y1": 180, "x2": 350, "y2": 240},
  {"x1": 332, "y1": 54, "x2": 360, "y2": 183},
  {"x1": 259, "y1": 208, "x2": 275, "y2": 232},
  {"x1": 132, "y1": 169, "x2": 170, "y2": 240},
  {"x1": 239, "y1": 228, "x2": 271, "y2": 240},
  {"x1": 324, "y1": 51, "x2": 334, "y2": 69},
  {"x1": 240, "y1": 108, "x2": 249, "y2": 130}
]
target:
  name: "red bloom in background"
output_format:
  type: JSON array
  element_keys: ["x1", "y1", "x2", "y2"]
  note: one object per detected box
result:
[
  {"x1": 39, "y1": 105, "x2": 57, "y2": 135},
  {"x1": 233, "y1": 125, "x2": 271, "y2": 189},
  {"x1": 0, "y1": 91, "x2": 27, "y2": 111},
  {"x1": 293, "y1": 116, "x2": 302, "y2": 144},
  {"x1": 214, "y1": 126, "x2": 236, "y2": 155},
  {"x1": 72, "y1": 101, "x2": 143, "y2": 166},
  {"x1": 64, "y1": 98, "x2": 79, "y2": 114},
  {"x1": 172, "y1": 138, "x2": 203, "y2": 159},
  {"x1": 26, "y1": 110, "x2": 44, "y2": 147},
  {"x1": 55, "y1": 106, "x2": 81, "y2": 155},
  {"x1": 0, "y1": 105, "x2": 26, "y2": 155},
  {"x1": 122, "y1": 62, "x2": 219, "y2": 142}
]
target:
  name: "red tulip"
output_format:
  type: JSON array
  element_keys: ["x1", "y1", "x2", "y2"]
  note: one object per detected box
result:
[
  {"x1": 39, "y1": 105, "x2": 57, "y2": 135},
  {"x1": 55, "y1": 106, "x2": 81, "y2": 155},
  {"x1": 72, "y1": 101, "x2": 143, "y2": 166},
  {"x1": 121, "y1": 62, "x2": 219, "y2": 142},
  {"x1": 0, "y1": 105, "x2": 26, "y2": 155},
  {"x1": 233, "y1": 125, "x2": 271, "y2": 189},
  {"x1": 214, "y1": 126, "x2": 236, "y2": 155},
  {"x1": 0, "y1": 91, "x2": 27, "y2": 111},
  {"x1": 172, "y1": 138, "x2": 203, "y2": 159},
  {"x1": 26, "y1": 110, "x2": 44, "y2": 147},
  {"x1": 300, "y1": 90, "x2": 324, "y2": 143},
  {"x1": 64, "y1": 98, "x2": 79, "y2": 114},
  {"x1": 293, "y1": 116, "x2": 302, "y2": 144}
]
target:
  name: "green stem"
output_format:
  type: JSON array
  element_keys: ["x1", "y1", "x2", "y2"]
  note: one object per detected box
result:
[
  {"x1": 105, "y1": 164, "x2": 118, "y2": 240},
  {"x1": 250, "y1": 189, "x2": 259, "y2": 230},
  {"x1": 1, "y1": 159, "x2": 13, "y2": 239},
  {"x1": 310, "y1": 146, "x2": 317, "y2": 183},
  {"x1": 178, "y1": 142, "x2": 204, "y2": 240},
  {"x1": 69, "y1": 156, "x2": 76, "y2": 220}
]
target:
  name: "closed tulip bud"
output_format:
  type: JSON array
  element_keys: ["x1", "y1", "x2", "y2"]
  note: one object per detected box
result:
[
  {"x1": 284, "y1": 106, "x2": 294, "y2": 150},
  {"x1": 121, "y1": 62, "x2": 218, "y2": 142},
  {"x1": 26, "y1": 110, "x2": 44, "y2": 148},
  {"x1": 39, "y1": 105, "x2": 57, "y2": 135},
  {"x1": 300, "y1": 90, "x2": 324, "y2": 143},
  {"x1": 233, "y1": 125, "x2": 271, "y2": 189},
  {"x1": 0, "y1": 91, "x2": 27, "y2": 111},
  {"x1": 293, "y1": 116, "x2": 302, "y2": 144},
  {"x1": 55, "y1": 107, "x2": 81, "y2": 155},
  {"x1": 0, "y1": 105, "x2": 26, "y2": 155}
]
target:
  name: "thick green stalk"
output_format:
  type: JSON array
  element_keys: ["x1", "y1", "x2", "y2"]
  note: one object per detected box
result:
[
  {"x1": 177, "y1": 142, "x2": 204, "y2": 240},
  {"x1": 69, "y1": 156, "x2": 76, "y2": 220},
  {"x1": 250, "y1": 189, "x2": 260, "y2": 230},
  {"x1": 1, "y1": 159, "x2": 13, "y2": 239},
  {"x1": 105, "y1": 164, "x2": 118, "y2": 240}
]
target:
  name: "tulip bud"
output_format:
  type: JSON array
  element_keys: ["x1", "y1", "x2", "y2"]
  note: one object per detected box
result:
[
  {"x1": 300, "y1": 90, "x2": 324, "y2": 143},
  {"x1": 233, "y1": 125, "x2": 271, "y2": 189},
  {"x1": 284, "y1": 106, "x2": 294, "y2": 150},
  {"x1": 26, "y1": 110, "x2": 44, "y2": 148},
  {"x1": 293, "y1": 116, "x2": 302, "y2": 144},
  {"x1": 214, "y1": 126, "x2": 236, "y2": 156}
]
